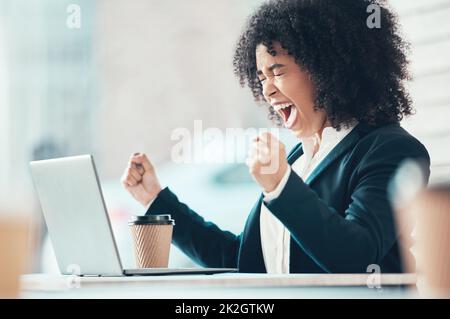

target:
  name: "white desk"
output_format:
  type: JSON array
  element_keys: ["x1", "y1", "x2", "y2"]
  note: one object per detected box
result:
[{"x1": 20, "y1": 273, "x2": 418, "y2": 299}]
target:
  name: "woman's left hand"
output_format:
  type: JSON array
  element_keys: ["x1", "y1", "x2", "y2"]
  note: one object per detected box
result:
[{"x1": 246, "y1": 132, "x2": 288, "y2": 193}]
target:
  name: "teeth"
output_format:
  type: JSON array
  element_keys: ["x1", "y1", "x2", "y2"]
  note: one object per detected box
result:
[{"x1": 273, "y1": 103, "x2": 293, "y2": 111}]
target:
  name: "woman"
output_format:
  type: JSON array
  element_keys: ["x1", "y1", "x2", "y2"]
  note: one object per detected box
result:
[{"x1": 121, "y1": 0, "x2": 430, "y2": 273}]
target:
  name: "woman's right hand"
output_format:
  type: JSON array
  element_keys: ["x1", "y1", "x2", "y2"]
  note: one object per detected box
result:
[{"x1": 121, "y1": 153, "x2": 162, "y2": 207}]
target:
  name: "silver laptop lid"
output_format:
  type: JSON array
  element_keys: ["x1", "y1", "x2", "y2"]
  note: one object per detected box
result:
[{"x1": 30, "y1": 155, "x2": 123, "y2": 276}]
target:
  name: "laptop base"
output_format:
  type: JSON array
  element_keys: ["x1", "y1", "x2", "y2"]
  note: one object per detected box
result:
[{"x1": 123, "y1": 267, "x2": 238, "y2": 276}]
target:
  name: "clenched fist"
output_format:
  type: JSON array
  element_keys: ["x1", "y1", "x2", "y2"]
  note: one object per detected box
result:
[
  {"x1": 121, "y1": 153, "x2": 162, "y2": 207},
  {"x1": 246, "y1": 132, "x2": 288, "y2": 193}
]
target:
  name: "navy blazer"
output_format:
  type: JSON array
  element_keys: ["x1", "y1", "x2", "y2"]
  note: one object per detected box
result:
[{"x1": 146, "y1": 122, "x2": 430, "y2": 273}]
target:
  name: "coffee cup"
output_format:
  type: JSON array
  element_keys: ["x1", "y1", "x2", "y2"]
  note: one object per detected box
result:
[{"x1": 129, "y1": 214, "x2": 175, "y2": 268}]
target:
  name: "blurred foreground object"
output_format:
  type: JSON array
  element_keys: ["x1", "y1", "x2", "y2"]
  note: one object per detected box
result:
[
  {"x1": 412, "y1": 185, "x2": 450, "y2": 298},
  {"x1": 0, "y1": 207, "x2": 32, "y2": 298},
  {"x1": 390, "y1": 160, "x2": 450, "y2": 298}
]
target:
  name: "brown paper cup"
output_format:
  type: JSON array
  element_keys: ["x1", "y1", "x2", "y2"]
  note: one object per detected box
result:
[{"x1": 129, "y1": 215, "x2": 174, "y2": 268}]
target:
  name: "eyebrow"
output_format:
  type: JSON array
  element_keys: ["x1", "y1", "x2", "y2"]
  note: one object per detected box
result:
[{"x1": 256, "y1": 63, "x2": 286, "y2": 76}]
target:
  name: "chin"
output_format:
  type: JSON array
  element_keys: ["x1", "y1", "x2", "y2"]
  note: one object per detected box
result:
[{"x1": 291, "y1": 128, "x2": 304, "y2": 139}]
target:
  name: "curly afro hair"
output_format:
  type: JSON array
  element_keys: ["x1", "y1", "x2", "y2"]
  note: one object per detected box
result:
[{"x1": 233, "y1": 0, "x2": 413, "y2": 129}]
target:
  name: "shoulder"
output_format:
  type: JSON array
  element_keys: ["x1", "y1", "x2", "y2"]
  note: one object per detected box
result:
[
  {"x1": 356, "y1": 123, "x2": 429, "y2": 158},
  {"x1": 351, "y1": 123, "x2": 430, "y2": 173}
]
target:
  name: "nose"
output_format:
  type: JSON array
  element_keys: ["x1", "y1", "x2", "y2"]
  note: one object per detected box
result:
[{"x1": 262, "y1": 78, "x2": 278, "y2": 102}]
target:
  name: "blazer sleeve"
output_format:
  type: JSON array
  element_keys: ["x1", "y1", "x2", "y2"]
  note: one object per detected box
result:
[
  {"x1": 264, "y1": 135, "x2": 430, "y2": 273},
  {"x1": 146, "y1": 187, "x2": 241, "y2": 268}
]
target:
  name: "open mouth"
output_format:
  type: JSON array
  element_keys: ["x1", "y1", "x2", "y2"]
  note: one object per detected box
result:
[{"x1": 273, "y1": 103, "x2": 298, "y2": 129}]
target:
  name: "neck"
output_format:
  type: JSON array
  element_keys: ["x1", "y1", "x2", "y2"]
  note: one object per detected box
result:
[
  {"x1": 317, "y1": 119, "x2": 331, "y2": 142},
  {"x1": 310, "y1": 118, "x2": 331, "y2": 156}
]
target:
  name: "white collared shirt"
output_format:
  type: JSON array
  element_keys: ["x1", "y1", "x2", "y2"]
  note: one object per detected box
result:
[{"x1": 260, "y1": 122, "x2": 357, "y2": 274}]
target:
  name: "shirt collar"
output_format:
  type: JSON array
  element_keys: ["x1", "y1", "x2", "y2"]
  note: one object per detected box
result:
[{"x1": 300, "y1": 120, "x2": 358, "y2": 160}]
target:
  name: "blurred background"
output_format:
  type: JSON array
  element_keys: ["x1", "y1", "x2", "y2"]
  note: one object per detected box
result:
[{"x1": 0, "y1": 0, "x2": 449, "y2": 274}]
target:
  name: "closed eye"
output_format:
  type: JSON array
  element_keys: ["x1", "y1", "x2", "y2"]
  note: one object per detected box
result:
[{"x1": 258, "y1": 73, "x2": 283, "y2": 83}]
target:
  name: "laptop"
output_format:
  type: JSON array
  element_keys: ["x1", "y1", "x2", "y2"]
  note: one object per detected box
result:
[{"x1": 29, "y1": 155, "x2": 238, "y2": 277}]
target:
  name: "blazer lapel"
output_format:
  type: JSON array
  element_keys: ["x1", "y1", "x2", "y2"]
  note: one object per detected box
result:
[{"x1": 287, "y1": 142, "x2": 303, "y2": 164}]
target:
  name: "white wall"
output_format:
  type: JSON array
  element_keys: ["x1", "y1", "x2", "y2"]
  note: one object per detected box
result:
[
  {"x1": 94, "y1": 0, "x2": 267, "y2": 178},
  {"x1": 391, "y1": 0, "x2": 450, "y2": 182},
  {"x1": 0, "y1": 18, "x2": 10, "y2": 195}
]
